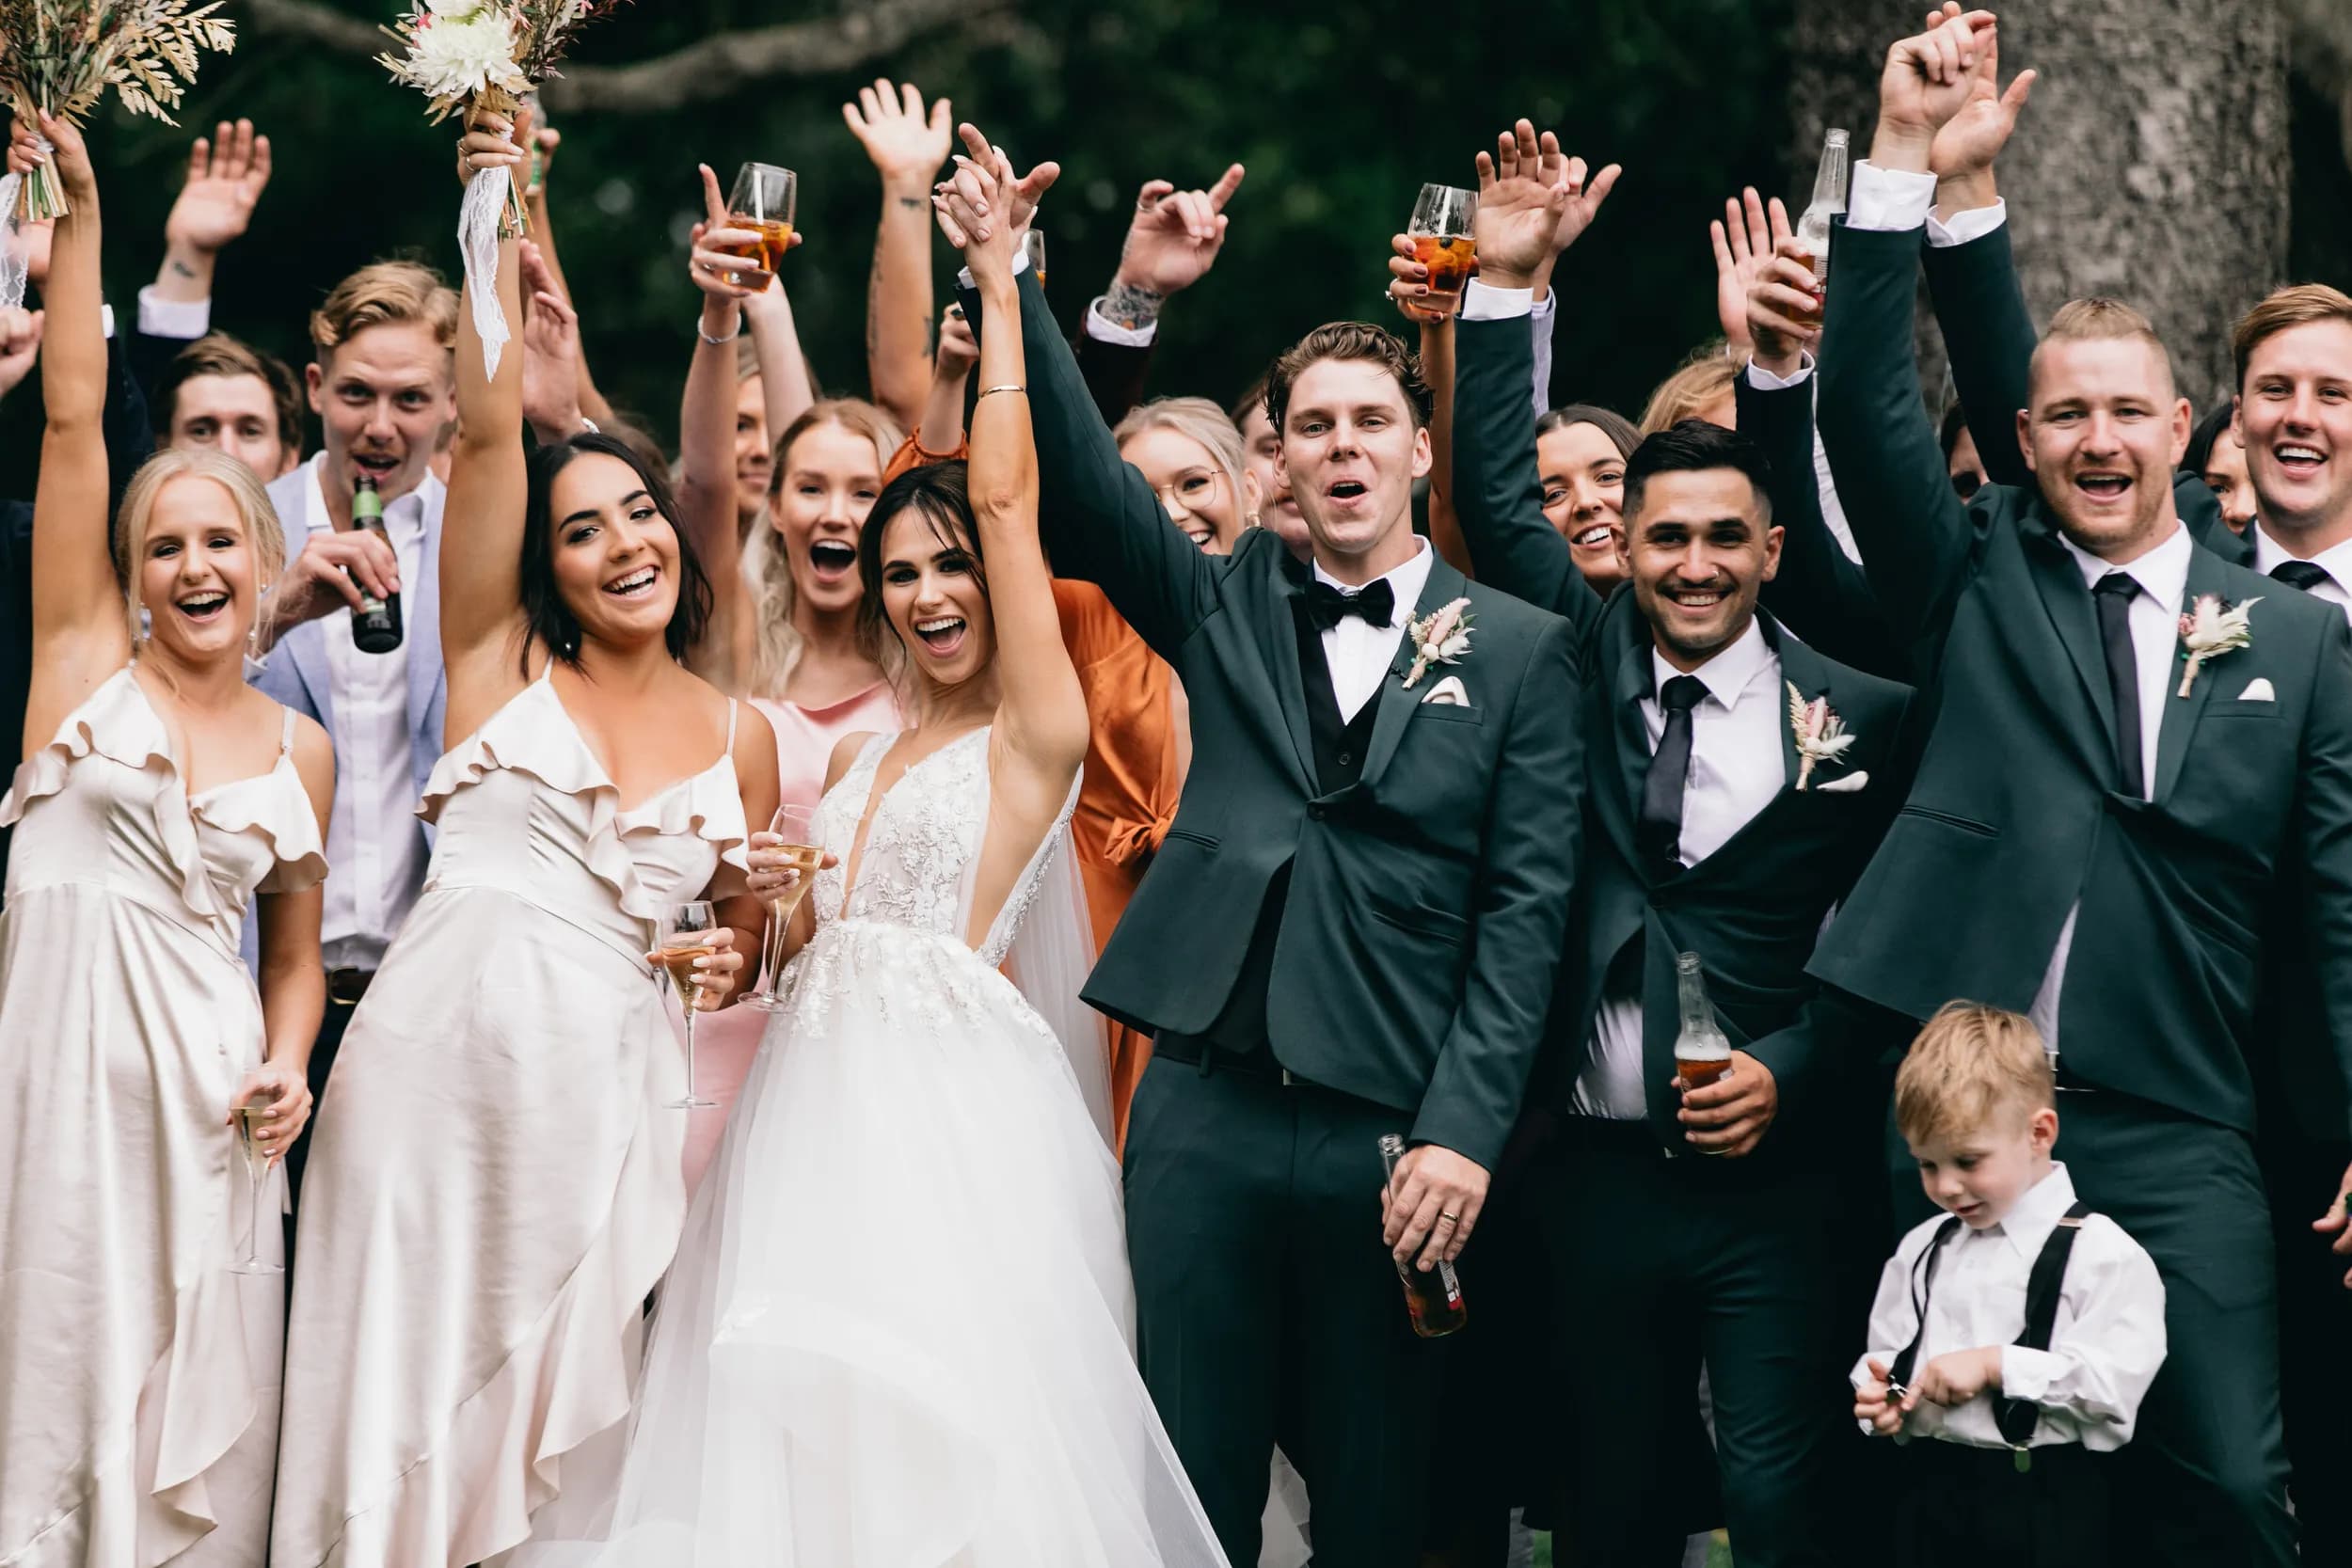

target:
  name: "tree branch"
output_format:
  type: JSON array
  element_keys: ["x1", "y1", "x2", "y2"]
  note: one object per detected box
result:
[{"x1": 245, "y1": 0, "x2": 1017, "y2": 115}]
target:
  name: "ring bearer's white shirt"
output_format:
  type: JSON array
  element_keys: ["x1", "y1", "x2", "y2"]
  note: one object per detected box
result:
[{"x1": 1852, "y1": 1162, "x2": 2168, "y2": 1451}]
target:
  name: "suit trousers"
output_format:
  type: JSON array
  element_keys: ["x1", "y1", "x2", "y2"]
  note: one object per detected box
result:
[
  {"x1": 2262, "y1": 1127, "x2": 2351, "y2": 1562},
  {"x1": 1534, "y1": 1118, "x2": 1873, "y2": 1568},
  {"x1": 1123, "y1": 1051, "x2": 1447, "y2": 1568}
]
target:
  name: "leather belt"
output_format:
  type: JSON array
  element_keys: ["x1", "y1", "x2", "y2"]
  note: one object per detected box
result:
[
  {"x1": 326, "y1": 967, "x2": 374, "y2": 1007},
  {"x1": 1153, "y1": 1034, "x2": 1311, "y2": 1087}
]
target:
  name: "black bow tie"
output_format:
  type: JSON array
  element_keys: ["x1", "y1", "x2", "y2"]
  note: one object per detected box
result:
[{"x1": 1303, "y1": 577, "x2": 1397, "y2": 631}]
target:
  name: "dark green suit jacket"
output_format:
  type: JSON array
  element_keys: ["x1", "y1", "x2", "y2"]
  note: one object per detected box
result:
[
  {"x1": 1807, "y1": 221, "x2": 2352, "y2": 1141},
  {"x1": 1452, "y1": 312, "x2": 1915, "y2": 1154},
  {"x1": 963, "y1": 273, "x2": 1584, "y2": 1171}
]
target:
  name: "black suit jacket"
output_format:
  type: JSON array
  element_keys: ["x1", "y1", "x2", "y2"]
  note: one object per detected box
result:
[{"x1": 964, "y1": 272, "x2": 1584, "y2": 1170}]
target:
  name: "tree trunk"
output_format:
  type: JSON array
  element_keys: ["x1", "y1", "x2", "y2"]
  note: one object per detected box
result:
[{"x1": 1790, "y1": 0, "x2": 2289, "y2": 413}]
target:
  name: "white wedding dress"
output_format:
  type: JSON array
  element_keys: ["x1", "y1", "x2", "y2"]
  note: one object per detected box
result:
[{"x1": 514, "y1": 726, "x2": 1231, "y2": 1567}]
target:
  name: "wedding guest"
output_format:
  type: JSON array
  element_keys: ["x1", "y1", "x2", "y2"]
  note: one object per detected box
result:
[
  {"x1": 1448, "y1": 119, "x2": 1916, "y2": 1566},
  {"x1": 249, "y1": 257, "x2": 457, "y2": 1205},
  {"x1": 273, "y1": 114, "x2": 777, "y2": 1566},
  {"x1": 1855, "y1": 1004, "x2": 2168, "y2": 1568},
  {"x1": 153, "y1": 331, "x2": 303, "y2": 481},
  {"x1": 849, "y1": 77, "x2": 957, "y2": 434},
  {"x1": 2182, "y1": 405, "x2": 2253, "y2": 533},
  {"x1": 1537, "y1": 404, "x2": 1639, "y2": 591},
  {"x1": 1797, "y1": 16, "x2": 2352, "y2": 1563},
  {"x1": 1116, "y1": 395, "x2": 1261, "y2": 551},
  {"x1": 1235, "y1": 377, "x2": 1313, "y2": 558},
  {"x1": 1639, "y1": 346, "x2": 1737, "y2": 436},
  {"x1": 0, "y1": 113, "x2": 330, "y2": 1566}
]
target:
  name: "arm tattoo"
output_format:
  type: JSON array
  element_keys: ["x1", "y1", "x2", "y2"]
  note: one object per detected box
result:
[
  {"x1": 1102, "y1": 280, "x2": 1166, "y2": 332},
  {"x1": 169, "y1": 259, "x2": 199, "y2": 280},
  {"x1": 897, "y1": 196, "x2": 925, "y2": 211}
]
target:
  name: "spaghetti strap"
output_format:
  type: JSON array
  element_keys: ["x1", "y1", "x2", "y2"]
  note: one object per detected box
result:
[
  {"x1": 279, "y1": 705, "x2": 298, "y2": 756},
  {"x1": 723, "y1": 697, "x2": 739, "y2": 752}
]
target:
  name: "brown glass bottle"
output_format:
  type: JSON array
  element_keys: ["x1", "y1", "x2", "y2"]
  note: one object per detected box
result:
[
  {"x1": 1378, "y1": 1132, "x2": 1468, "y2": 1338},
  {"x1": 350, "y1": 474, "x2": 403, "y2": 655}
]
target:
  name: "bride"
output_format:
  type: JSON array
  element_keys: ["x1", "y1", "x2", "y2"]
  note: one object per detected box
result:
[{"x1": 516, "y1": 137, "x2": 1230, "y2": 1566}]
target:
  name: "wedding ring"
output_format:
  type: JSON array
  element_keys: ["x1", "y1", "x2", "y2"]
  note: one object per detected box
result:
[{"x1": 1437, "y1": 1212, "x2": 1460, "y2": 1226}]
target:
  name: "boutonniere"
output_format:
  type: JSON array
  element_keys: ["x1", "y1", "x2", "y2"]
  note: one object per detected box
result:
[
  {"x1": 1403, "y1": 597, "x2": 1475, "y2": 689},
  {"x1": 2175, "y1": 594, "x2": 2260, "y2": 698},
  {"x1": 1788, "y1": 681, "x2": 1856, "y2": 790}
]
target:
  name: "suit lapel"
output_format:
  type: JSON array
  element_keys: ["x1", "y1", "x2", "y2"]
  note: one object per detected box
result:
[
  {"x1": 2021, "y1": 519, "x2": 2120, "y2": 766},
  {"x1": 1606, "y1": 607, "x2": 1659, "y2": 856},
  {"x1": 1768, "y1": 614, "x2": 1824, "y2": 792},
  {"x1": 406, "y1": 505, "x2": 445, "y2": 768},
  {"x1": 1360, "y1": 553, "x2": 1470, "y2": 790},
  {"x1": 284, "y1": 624, "x2": 336, "y2": 736},
  {"x1": 1263, "y1": 546, "x2": 1320, "y2": 788},
  {"x1": 2152, "y1": 545, "x2": 2231, "y2": 802}
]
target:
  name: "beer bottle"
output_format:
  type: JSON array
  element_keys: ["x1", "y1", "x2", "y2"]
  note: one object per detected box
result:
[
  {"x1": 1378, "y1": 1133, "x2": 1468, "y2": 1338},
  {"x1": 1674, "y1": 951, "x2": 1732, "y2": 1092},
  {"x1": 1790, "y1": 128, "x2": 1850, "y2": 329},
  {"x1": 349, "y1": 474, "x2": 403, "y2": 655}
]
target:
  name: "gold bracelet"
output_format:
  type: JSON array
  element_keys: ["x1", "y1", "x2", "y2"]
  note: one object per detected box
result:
[{"x1": 976, "y1": 384, "x2": 1027, "y2": 402}]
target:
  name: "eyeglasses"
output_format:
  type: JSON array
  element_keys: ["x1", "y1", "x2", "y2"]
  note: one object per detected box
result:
[{"x1": 1151, "y1": 469, "x2": 1227, "y2": 511}]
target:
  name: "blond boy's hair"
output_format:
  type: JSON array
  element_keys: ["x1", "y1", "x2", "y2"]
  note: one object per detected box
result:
[
  {"x1": 1894, "y1": 1001, "x2": 2055, "y2": 1146},
  {"x1": 310, "y1": 261, "x2": 459, "y2": 359}
]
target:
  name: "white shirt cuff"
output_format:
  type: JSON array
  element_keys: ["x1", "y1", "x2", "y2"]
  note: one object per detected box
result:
[
  {"x1": 1846, "y1": 162, "x2": 1937, "y2": 234},
  {"x1": 136, "y1": 285, "x2": 212, "y2": 341},
  {"x1": 953, "y1": 245, "x2": 1031, "y2": 293},
  {"x1": 1084, "y1": 299, "x2": 1157, "y2": 347},
  {"x1": 99, "y1": 303, "x2": 115, "y2": 341},
  {"x1": 1745, "y1": 352, "x2": 1816, "y2": 390},
  {"x1": 1460, "y1": 279, "x2": 1534, "y2": 322},
  {"x1": 1927, "y1": 198, "x2": 2008, "y2": 249}
]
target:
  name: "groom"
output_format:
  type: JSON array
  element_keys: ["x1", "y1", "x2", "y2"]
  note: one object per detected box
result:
[{"x1": 957, "y1": 135, "x2": 1581, "y2": 1565}]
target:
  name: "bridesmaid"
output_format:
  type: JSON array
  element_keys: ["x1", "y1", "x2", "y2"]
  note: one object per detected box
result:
[
  {"x1": 0, "y1": 115, "x2": 332, "y2": 1567},
  {"x1": 272, "y1": 117, "x2": 779, "y2": 1567}
]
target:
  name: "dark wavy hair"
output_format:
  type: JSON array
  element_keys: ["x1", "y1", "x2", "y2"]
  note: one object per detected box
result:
[
  {"x1": 1623, "y1": 418, "x2": 1776, "y2": 525},
  {"x1": 1263, "y1": 321, "x2": 1433, "y2": 436},
  {"x1": 519, "y1": 432, "x2": 712, "y2": 673},
  {"x1": 1537, "y1": 403, "x2": 1641, "y2": 461},
  {"x1": 857, "y1": 460, "x2": 987, "y2": 653},
  {"x1": 2182, "y1": 403, "x2": 2237, "y2": 479}
]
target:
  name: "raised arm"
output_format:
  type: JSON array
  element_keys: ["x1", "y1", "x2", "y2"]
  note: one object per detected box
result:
[
  {"x1": 135, "y1": 118, "x2": 270, "y2": 394},
  {"x1": 933, "y1": 132, "x2": 1089, "y2": 787},
  {"x1": 437, "y1": 117, "x2": 533, "y2": 692},
  {"x1": 848, "y1": 80, "x2": 954, "y2": 433},
  {"x1": 518, "y1": 118, "x2": 614, "y2": 427},
  {"x1": 1074, "y1": 165, "x2": 1247, "y2": 426},
  {"x1": 914, "y1": 303, "x2": 979, "y2": 459},
  {"x1": 745, "y1": 273, "x2": 815, "y2": 449},
  {"x1": 1418, "y1": 310, "x2": 1468, "y2": 575},
  {"x1": 19, "y1": 115, "x2": 128, "y2": 696}
]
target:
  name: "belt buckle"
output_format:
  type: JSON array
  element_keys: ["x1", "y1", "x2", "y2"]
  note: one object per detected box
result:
[{"x1": 326, "y1": 967, "x2": 368, "y2": 1007}]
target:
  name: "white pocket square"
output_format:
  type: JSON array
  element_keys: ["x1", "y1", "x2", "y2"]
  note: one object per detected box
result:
[
  {"x1": 1813, "y1": 770, "x2": 1870, "y2": 794},
  {"x1": 2236, "y1": 678, "x2": 2276, "y2": 703},
  {"x1": 1419, "y1": 675, "x2": 1471, "y2": 707}
]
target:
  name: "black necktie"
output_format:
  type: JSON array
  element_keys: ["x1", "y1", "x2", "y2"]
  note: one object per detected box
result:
[
  {"x1": 1638, "y1": 675, "x2": 1708, "y2": 876},
  {"x1": 2271, "y1": 559, "x2": 2334, "y2": 594},
  {"x1": 2092, "y1": 573, "x2": 2145, "y2": 799},
  {"x1": 1302, "y1": 577, "x2": 1397, "y2": 632}
]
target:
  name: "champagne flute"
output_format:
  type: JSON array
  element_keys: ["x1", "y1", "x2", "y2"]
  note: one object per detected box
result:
[
  {"x1": 230, "y1": 1089, "x2": 282, "y2": 1275},
  {"x1": 1406, "y1": 182, "x2": 1478, "y2": 323},
  {"x1": 718, "y1": 162, "x2": 798, "y2": 277},
  {"x1": 1024, "y1": 229, "x2": 1048, "y2": 288},
  {"x1": 740, "y1": 804, "x2": 822, "y2": 1012},
  {"x1": 659, "y1": 900, "x2": 722, "y2": 1109}
]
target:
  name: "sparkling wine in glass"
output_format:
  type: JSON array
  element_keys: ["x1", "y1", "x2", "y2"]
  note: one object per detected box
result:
[
  {"x1": 660, "y1": 900, "x2": 722, "y2": 1109},
  {"x1": 1406, "y1": 183, "x2": 1478, "y2": 323},
  {"x1": 230, "y1": 1091, "x2": 282, "y2": 1275},
  {"x1": 718, "y1": 162, "x2": 798, "y2": 275},
  {"x1": 740, "y1": 804, "x2": 823, "y2": 1013}
]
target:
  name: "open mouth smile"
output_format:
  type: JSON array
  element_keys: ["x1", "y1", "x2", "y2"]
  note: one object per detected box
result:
[
  {"x1": 807, "y1": 540, "x2": 857, "y2": 581},
  {"x1": 604, "y1": 566, "x2": 660, "y2": 600},
  {"x1": 914, "y1": 614, "x2": 967, "y2": 657},
  {"x1": 175, "y1": 591, "x2": 230, "y2": 624}
]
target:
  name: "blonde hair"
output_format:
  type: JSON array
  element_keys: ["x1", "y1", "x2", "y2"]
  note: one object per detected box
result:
[
  {"x1": 2032, "y1": 297, "x2": 2174, "y2": 402},
  {"x1": 1894, "y1": 1001, "x2": 2056, "y2": 1146},
  {"x1": 748, "y1": 399, "x2": 905, "y2": 697},
  {"x1": 114, "y1": 449, "x2": 285, "y2": 643},
  {"x1": 1639, "y1": 344, "x2": 1740, "y2": 437},
  {"x1": 2232, "y1": 284, "x2": 2352, "y2": 388},
  {"x1": 310, "y1": 260, "x2": 459, "y2": 359},
  {"x1": 1114, "y1": 396, "x2": 1253, "y2": 521}
]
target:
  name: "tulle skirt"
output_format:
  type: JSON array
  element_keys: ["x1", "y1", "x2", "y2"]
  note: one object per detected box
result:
[{"x1": 510, "y1": 917, "x2": 1231, "y2": 1567}]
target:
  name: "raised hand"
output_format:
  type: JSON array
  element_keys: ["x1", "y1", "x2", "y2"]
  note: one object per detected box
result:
[
  {"x1": 1873, "y1": 8, "x2": 1998, "y2": 171},
  {"x1": 690, "y1": 161, "x2": 793, "y2": 300},
  {"x1": 455, "y1": 110, "x2": 524, "y2": 189},
  {"x1": 936, "y1": 302, "x2": 978, "y2": 377},
  {"x1": 164, "y1": 119, "x2": 273, "y2": 256},
  {"x1": 1747, "y1": 230, "x2": 1822, "y2": 374},
  {"x1": 842, "y1": 78, "x2": 954, "y2": 188},
  {"x1": 1471, "y1": 119, "x2": 1573, "y2": 290},
  {"x1": 15, "y1": 111, "x2": 93, "y2": 208},
  {"x1": 1112, "y1": 164, "x2": 1245, "y2": 297},
  {"x1": 0, "y1": 308, "x2": 42, "y2": 403},
  {"x1": 1711, "y1": 188, "x2": 1775, "y2": 350},
  {"x1": 1924, "y1": 3, "x2": 2035, "y2": 184},
  {"x1": 518, "y1": 242, "x2": 584, "y2": 439},
  {"x1": 934, "y1": 124, "x2": 1022, "y2": 286}
]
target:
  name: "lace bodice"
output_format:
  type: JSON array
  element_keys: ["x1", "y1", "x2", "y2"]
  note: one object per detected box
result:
[{"x1": 813, "y1": 728, "x2": 1074, "y2": 968}]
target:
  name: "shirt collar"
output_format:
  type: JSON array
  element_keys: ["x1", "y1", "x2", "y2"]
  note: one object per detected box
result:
[
  {"x1": 2250, "y1": 523, "x2": 2352, "y2": 589},
  {"x1": 299, "y1": 451, "x2": 440, "y2": 545},
  {"x1": 1649, "y1": 615, "x2": 1774, "y2": 711},
  {"x1": 2057, "y1": 521, "x2": 2193, "y2": 612},
  {"x1": 1983, "y1": 1162, "x2": 2077, "y2": 1262},
  {"x1": 1311, "y1": 537, "x2": 1431, "y2": 631}
]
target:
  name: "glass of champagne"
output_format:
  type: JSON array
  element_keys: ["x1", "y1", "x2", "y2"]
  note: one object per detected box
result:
[
  {"x1": 718, "y1": 162, "x2": 797, "y2": 277},
  {"x1": 230, "y1": 1089, "x2": 281, "y2": 1275},
  {"x1": 740, "y1": 804, "x2": 822, "y2": 1012},
  {"x1": 659, "y1": 900, "x2": 723, "y2": 1109},
  {"x1": 1406, "y1": 183, "x2": 1478, "y2": 323},
  {"x1": 1024, "y1": 229, "x2": 1048, "y2": 289}
]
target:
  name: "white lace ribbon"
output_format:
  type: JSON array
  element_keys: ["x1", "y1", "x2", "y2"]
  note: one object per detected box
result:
[
  {"x1": 0, "y1": 135, "x2": 55, "y2": 313},
  {"x1": 457, "y1": 155, "x2": 513, "y2": 379}
]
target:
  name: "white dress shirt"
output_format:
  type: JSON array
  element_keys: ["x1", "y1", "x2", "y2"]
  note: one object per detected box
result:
[
  {"x1": 1852, "y1": 1164, "x2": 2168, "y2": 1451},
  {"x1": 1574, "y1": 619, "x2": 1785, "y2": 1119},
  {"x1": 2022, "y1": 526, "x2": 2193, "y2": 1059},
  {"x1": 292, "y1": 452, "x2": 440, "y2": 971},
  {"x1": 2252, "y1": 523, "x2": 2352, "y2": 623},
  {"x1": 1311, "y1": 539, "x2": 1434, "y2": 722}
]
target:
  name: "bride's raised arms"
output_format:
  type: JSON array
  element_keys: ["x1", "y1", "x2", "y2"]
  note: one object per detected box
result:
[{"x1": 933, "y1": 126, "x2": 1089, "y2": 810}]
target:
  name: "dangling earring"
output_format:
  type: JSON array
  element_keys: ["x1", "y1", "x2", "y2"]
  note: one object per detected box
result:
[
  {"x1": 248, "y1": 581, "x2": 269, "y2": 663},
  {"x1": 136, "y1": 605, "x2": 152, "y2": 647}
]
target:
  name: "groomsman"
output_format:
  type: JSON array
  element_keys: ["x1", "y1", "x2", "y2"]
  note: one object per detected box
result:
[
  {"x1": 1447, "y1": 126, "x2": 1915, "y2": 1567},
  {"x1": 954, "y1": 123, "x2": 1581, "y2": 1567},
  {"x1": 248, "y1": 261, "x2": 456, "y2": 1202},
  {"x1": 1794, "y1": 16, "x2": 2352, "y2": 1566}
]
